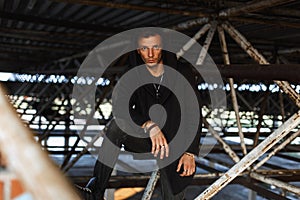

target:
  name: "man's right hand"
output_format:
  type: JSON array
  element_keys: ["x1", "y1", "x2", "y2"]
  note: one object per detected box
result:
[{"x1": 148, "y1": 125, "x2": 169, "y2": 159}]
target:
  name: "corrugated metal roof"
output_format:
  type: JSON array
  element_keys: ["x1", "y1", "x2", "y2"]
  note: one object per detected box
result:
[{"x1": 0, "y1": 0, "x2": 299, "y2": 71}]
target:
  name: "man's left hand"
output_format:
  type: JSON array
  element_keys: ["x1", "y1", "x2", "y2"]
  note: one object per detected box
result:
[{"x1": 176, "y1": 153, "x2": 196, "y2": 176}]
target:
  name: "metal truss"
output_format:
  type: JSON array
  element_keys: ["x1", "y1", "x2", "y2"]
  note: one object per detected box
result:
[{"x1": 2, "y1": 19, "x2": 300, "y2": 200}]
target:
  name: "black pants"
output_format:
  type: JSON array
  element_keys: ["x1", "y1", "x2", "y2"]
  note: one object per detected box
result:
[{"x1": 89, "y1": 119, "x2": 185, "y2": 200}]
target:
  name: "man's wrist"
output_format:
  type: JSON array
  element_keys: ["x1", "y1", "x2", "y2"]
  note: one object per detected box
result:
[
  {"x1": 184, "y1": 152, "x2": 195, "y2": 159},
  {"x1": 142, "y1": 121, "x2": 157, "y2": 134}
]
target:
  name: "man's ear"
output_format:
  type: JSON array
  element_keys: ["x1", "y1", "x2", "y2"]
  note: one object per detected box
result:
[{"x1": 136, "y1": 49, "x2": 141, "y2": 54}]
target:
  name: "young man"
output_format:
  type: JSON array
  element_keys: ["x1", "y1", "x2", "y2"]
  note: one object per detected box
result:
[{"x1": 78, "y1": 30, "x2": 201, "y2": 200}]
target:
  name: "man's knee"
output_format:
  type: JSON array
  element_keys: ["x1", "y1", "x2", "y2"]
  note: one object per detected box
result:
[{"x1": 105, "y1": 119, "x2": 125, "y2": 143}]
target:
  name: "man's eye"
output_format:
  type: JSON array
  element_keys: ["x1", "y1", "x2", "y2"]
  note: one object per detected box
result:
[
  {"x1": 140, "y1": 47, "x2": 148, "y2": 51},
  {"x1": 153, "y1": 46, "x2": 160, "y2": 50}
]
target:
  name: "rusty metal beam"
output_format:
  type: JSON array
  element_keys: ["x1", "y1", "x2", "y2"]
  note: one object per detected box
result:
[
  {"x1": 279, "y1": 91, "x2": 286, "y2": 122},
  {"x1": 199, "y1": 156, "x2": 300, "y2": 196},
  {"x1": 61, "y1": 84, "x2": 114, "y2": 171},
  {"x1": 278, "y1": 48, "x2": 300, "y2": 55},
  {"x1": 46, "y1": 143, "x2": 300, "y2": 155},
  {"x1": 196, "y1": 21, "x2": 217, "y2": 65},
  {"x1": 195, "y1": 169, "x2": 300, "y2": 179},
  {"x1": 62, "y1": 128, "x2": 104, "y2": 172},
  {"x1": 221, "y1": 1, "x2": 300, "y2": 19},
  {"x1": 221, "y1": 21, "x2": 271, "y2": 63},
  {"x1": 257, "y1": 169, "x2": 300, "y2": 176},
  {"x1": 229, "y1": 16, "x2": 300, "y2": 29},
  {"x1": 203, "y1": 154, "x2": 300, "y2": 178},
  {"x1": 176, "y1": 23, "x2": 211, "y2": 59},
  {"x1": 141, "y1": 170, "x2": 160, "y2": 200},
  {"x1": 0, "y1": 85, "x2": 80, "y2": 200},
  {"x1": 203, "y1": 118, "x2": 240, "y2": 163},
  {"x1": 197, "y1": 63, "x2": 300, "y2": 82},
  {"x1": 198, "y1": 156, "x2": 300, "y2": 198},
  {"x1": 4, "y1": 61, "x2": 300, "y2": 82},
  {"x1": 195, "y1": 110, "x2": 300, "y2": 199},
  {"x1": 218, "y1": 25, "x2": 247, "y2": 155},
  {"x1": 172, "y1": 18, "x2": 209, "y2": 31},
  {"x1": 238, "y1": 177, "x2": 290, "y2": 200},
  {"x1": 253, "y1": 130, "x2": 300, "y2": 171},
  {"x1": 253, "y1": 91, "x2": 270, "y2": 147},
  {"x1": 250, "y1": 172, "x2": 300, "y2": 196},
  {"x1": 276, "y1": 153, "x2": 300, "y2": 163},
  {"x1": 219, "y1": 0, "x2": 296, "y2": 17},
  {"x1": 222, "y1": 21, "x2": 300, "y2": 108},
  {"x1": 72, "y1": 173, "x2": 300, "y2": 194}
]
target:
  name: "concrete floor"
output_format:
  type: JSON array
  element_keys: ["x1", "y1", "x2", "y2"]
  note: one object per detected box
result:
[{"x1": 53, "y1": 154, "x2": 299, "y2": 200}]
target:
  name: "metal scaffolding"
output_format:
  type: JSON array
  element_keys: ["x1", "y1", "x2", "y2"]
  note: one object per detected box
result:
[
  {"x1": 4, "y1": 20, "x2": 300, "y2": 198},
  {"x1": 0, "y1": 1, "x2": 299, "y2": 199}
]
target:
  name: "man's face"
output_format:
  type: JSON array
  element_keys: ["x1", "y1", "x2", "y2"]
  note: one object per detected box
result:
[{"x1": 137, "y1": 34, "x2": 163, "y2": 68}]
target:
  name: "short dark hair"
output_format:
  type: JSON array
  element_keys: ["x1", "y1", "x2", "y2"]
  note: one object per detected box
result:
[{"x1": 135, "y1": 29, "x2": 164, "y2": 48}]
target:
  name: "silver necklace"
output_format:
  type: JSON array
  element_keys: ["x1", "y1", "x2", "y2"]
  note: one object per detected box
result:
[{"x1": 153, "y1": 72, "x2": 164, "y2": 98}]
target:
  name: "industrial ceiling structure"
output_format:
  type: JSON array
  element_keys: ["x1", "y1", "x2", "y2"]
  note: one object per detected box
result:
[{"x1": 0, "y1": 0, "x2": 300, "y2": 199}]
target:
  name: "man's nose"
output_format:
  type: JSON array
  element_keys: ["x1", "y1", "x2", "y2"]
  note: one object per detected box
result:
[{"x1": 148, "y1": 48, "x2": 154, "y2": 57}]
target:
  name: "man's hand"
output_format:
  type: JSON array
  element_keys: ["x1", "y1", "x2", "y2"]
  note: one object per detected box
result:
[
  {"x1": 148, "y1": 125, "x2": 169, "y2": 159},
  {"x1": 176, "y1": 153, "x2": 196, "y2": 176}
]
